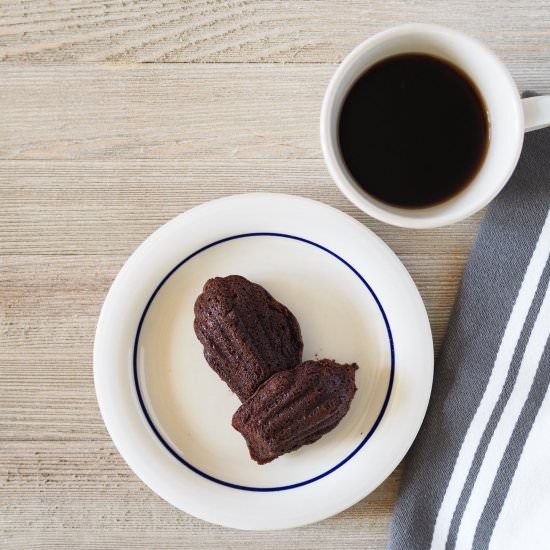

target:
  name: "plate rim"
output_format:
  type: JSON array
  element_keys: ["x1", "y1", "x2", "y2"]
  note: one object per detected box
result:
[{"x1": 94, "y1": 192, "x2": 434, "y2": 530}]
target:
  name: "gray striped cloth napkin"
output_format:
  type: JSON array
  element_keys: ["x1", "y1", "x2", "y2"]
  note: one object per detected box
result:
[{"x1": 388, "y1": 113, "x2": 550, "y2": 550}]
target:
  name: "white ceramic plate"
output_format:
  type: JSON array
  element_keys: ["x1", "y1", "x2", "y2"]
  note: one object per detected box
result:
[{"x1": 94, "y1": 193, "x2": 433, "y2": 530}]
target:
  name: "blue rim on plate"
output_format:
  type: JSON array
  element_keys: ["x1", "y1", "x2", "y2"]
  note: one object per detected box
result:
[{"x1": 133, "y1": 232, "x2": 395, "y2": 492}]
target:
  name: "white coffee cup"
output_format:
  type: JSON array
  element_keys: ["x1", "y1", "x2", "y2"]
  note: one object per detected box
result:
[{"x1": 320, "y1": 24, "x2": 550, "y2": 228}]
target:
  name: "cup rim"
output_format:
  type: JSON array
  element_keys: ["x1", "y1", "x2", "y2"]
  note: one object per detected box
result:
[{"x1": 320, "y1": 23, "x2": 524, "y2": 229}]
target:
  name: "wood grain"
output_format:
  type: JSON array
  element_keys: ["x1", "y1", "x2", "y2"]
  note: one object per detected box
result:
[
  {"x1": 0, "y1": 64, "x2": 326, "y2": 160},
  {"x1": 0, "y1": 442, "x2": 399, "y2": 549},
  {"x1": 1, "y1": 0, "x2": 550, "y2": 64},
  {"x1": 2, "y1": 2, "x2": 549, "y2": 547},
  {"x1": 0, "y1": 159, "x2": 481, "y2": 255},
  {"x1": 2, "y1": 64, "x2": 549, "y2": 162}
]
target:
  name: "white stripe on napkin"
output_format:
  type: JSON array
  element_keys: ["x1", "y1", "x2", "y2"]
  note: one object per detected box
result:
[
  {"x1": 455, "y1": 281, "x2": 550, "y2": 549},
  {"x1": 430, "y1": 207, "x2": 550, "y2": 550},
  {"x1": 488, "y1": 381, "x2": 550, "y2": 549}
]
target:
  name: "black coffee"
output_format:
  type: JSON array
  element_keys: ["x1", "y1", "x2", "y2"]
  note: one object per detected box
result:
[{"x1": 338, "y1": 54, "x2": 489, "y2": 208}]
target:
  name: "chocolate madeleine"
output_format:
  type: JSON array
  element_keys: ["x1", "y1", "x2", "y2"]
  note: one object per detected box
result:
[
  {"x1": 194, "y1": 275, "x2": 303, "y2": 401},
  {"x1": 232, "y1": 359, "x2": 358, "y2": 464}
]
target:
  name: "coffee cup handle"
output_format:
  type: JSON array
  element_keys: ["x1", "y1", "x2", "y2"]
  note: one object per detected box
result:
[{"x1": 523, "y1": 95, "x2": 550, "y2": 132}]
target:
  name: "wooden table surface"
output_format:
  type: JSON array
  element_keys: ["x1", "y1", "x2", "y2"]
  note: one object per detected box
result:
[{"x1": 1, "y1": 1, "x2": 549, "y2": 548}]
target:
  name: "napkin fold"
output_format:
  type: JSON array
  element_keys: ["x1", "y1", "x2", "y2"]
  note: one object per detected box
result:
[{"x1": 388, "y1": 103, "x2": 550, "y2": 550}]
